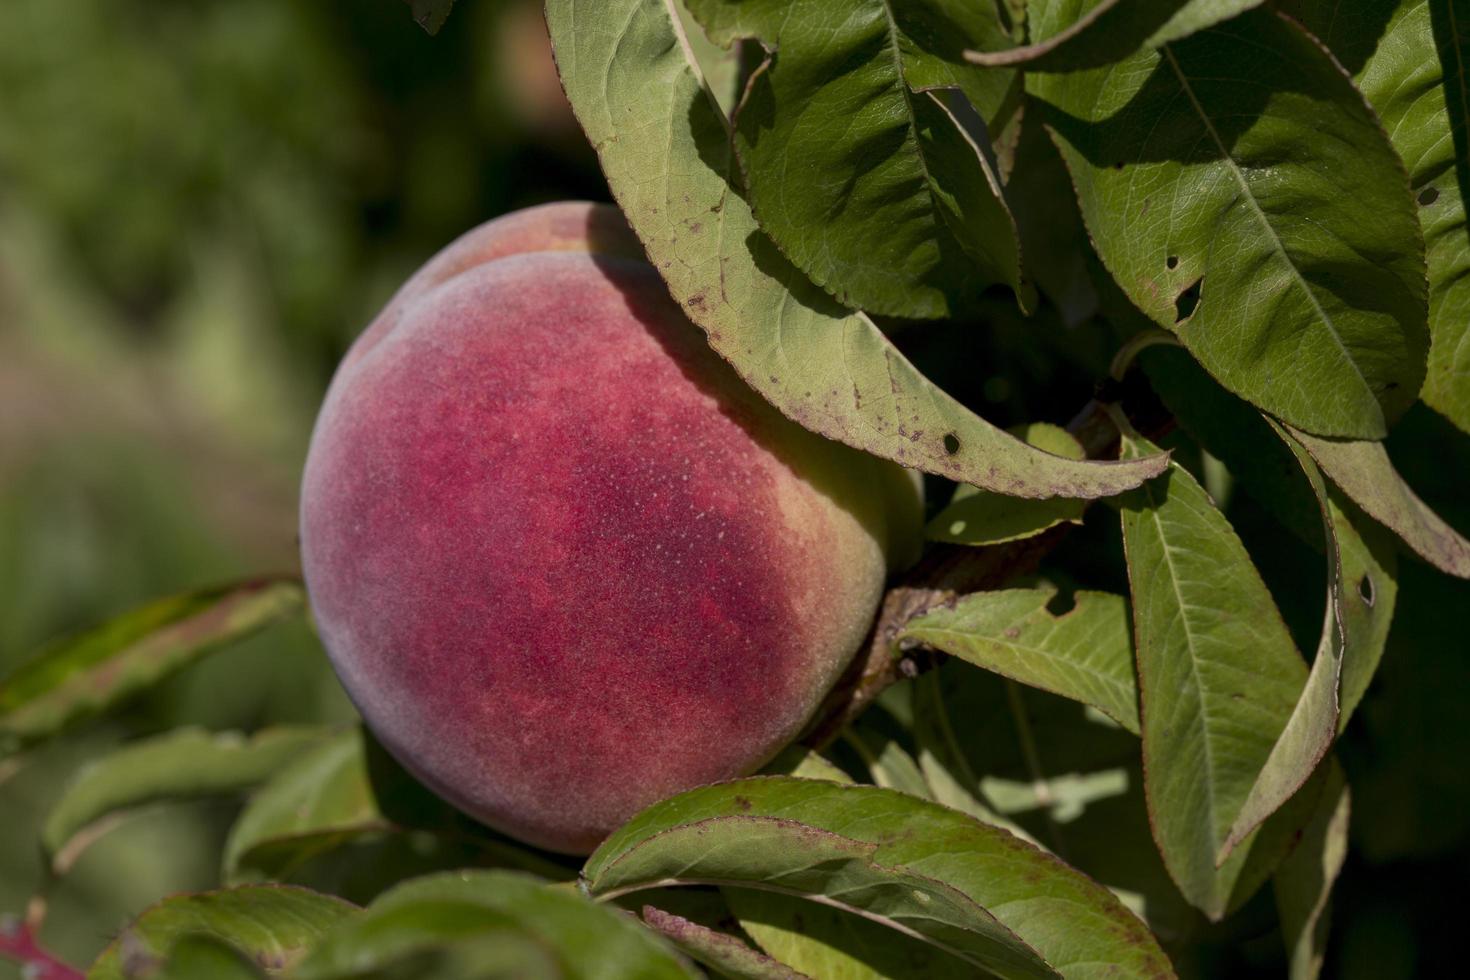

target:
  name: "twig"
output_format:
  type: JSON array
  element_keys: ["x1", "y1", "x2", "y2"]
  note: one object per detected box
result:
[{"x1": 803, "y1": 382, "x2": 1174, "y2": 751}]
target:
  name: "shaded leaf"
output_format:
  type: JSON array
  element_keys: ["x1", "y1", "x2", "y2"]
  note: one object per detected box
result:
[
  {"x1": 0, "y1": 578, "x2": 304, "y2": 757},
  {"x1": 1287, "y1": 0, "x2": 1470, "y2": 434},
  {"x1": 44, "y1": 725, "x2": 327, "y2": 873},
  {"x1": 927, "y1": 424, "x2": 1087, "y2": 546},
  {"x1": 1217, "y1": 428, "x2": 1392, "y2": 861},
  {"x1": 87, "y1": 885, "x2": 356, "y2": 980},
  {"x1": 1288, "y1": 427, "x2": 1470, "y2": 578},
  {"x1": 1140, "y1": 345, "x2": 1321, "y2": 544},
  {"x1": 686, "y1": 0, "x2": 1026, "y2": 318},
  {"x1": 585, "y1": 777, "x2": 1177, "y2": 978},
  {"x1": 300, "y1": 871, "x2": 697, "y2": 980},
  {"x1": 900, "y1": 587, "x2": 1139, "y2": 733},
  {"x1": 1032, "y1": 8, "x2": 1428, "y2": 438},
  {"x1": 292, "y1": 897, "x2": 565, "y2": 979},
  {"x1": 759, "y1": 745, "x2": 853, "y2": 783},
  {"x1": 223, "y1": 728, "x2": 566, "y2": 896},
  {"x1": 1118, "y1": 429, "x2": 1308, "y2": 917},
  {"x1": 1273, "y1": 759, "x2": 1350, "y2": 980},
  {"x1": 641, "y1": 906, "x2": 806, "y2": 980},
  {"x1": 968, "y1": 0, "x2": 1262, "y2": 71},
  {"x1": 402, "y1": 1, "x2": 454, "y2": 36},
  {"x1": 155, "y1": 936, "x2": 266, "y2": 980},
  {"x1": 724, "y1": 888, "x2": 988, "y2": 980},
  {"x1": 545, "y1": 0, "x2": 1168, "y2": 498}
]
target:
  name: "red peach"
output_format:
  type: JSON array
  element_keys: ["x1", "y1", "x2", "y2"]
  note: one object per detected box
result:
[{"x1": 301, "y1": 202, "x2": 919, "y2": 853}]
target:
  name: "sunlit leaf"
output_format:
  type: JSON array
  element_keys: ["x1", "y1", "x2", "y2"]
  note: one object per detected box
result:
[
  {"x1": 900, "y1": 587, "x2": 1139, "y2": 733},
  {"x1": 586, "y1": 777, "x2": 1177, "y2": 978},
  {"x1": 685, "y1": 0, "x2": 1027, "y2": 318},
  {"x1": 1286, "y1": 0, "x2": 1470, "y2": 434},
  {"x1": 87, "y1": 884, "x2": 356, "y2": 980},
  {"x1": 545, "y1": 0, "x2": 1168, "y2": 499},
  {"x1": 0, "y1": 578, "x2": 304, "y2": 757},
  {"x1": 1217, "y1": 428, "x2": 1392, "y2": 861},
  {"x1": 1118, "y1": 429, "x2": 1308, "y2": 917},
  {"x1": 43, "y1": 725, "x2": 327, "y2": 873},
  {"x1": 1032, "y1": 8, "x2": 1428, "y2": 438}
]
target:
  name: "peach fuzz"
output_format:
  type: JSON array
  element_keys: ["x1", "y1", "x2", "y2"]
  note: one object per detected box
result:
[{"x1": 300, "y1": 202, "x2": 920, "y2": 853}]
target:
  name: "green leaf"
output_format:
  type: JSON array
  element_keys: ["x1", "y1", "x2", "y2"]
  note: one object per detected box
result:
[
  {"x1": 685, "y1": 0, "x2": 1026, "y2": 318},
  {"x1": 1140, "y1": 345, "x2": 1322, "y2": 544},
  {"x1": 0, "y1": 578, "x2": 304, "y2": 757},
  {"x1": 545, "y1": 0, "x2": 1168, "y2": 499},
  {"x1": 154, "y1": 936, "x2": 267, "y2": 980},
  {"x1": 641, "y1": 905, "x2": 806, "y2": 980},
  {"x1": 1216, "y1": 428, "x2": 1393, "y2": 862},
  {"x1": 724, "y1": 888, "x2": 989, "y2": 980},
  {"x1": 1286, "y1": 0, "x2": 1470, "y2": 434},
  {"x1": 87, "y1": 884, "x2": 356, "y2": 980},
  {"x1": 302, "y1": 871, "x2": 698, "y2": 980},
  {"x1": 402, "y1": 1, "x2": 454, "y2": 36},
  {"x1": 968, "y1": 0, "x2": 1262, "y2": 71},
  {"x1": 1032, "y1": 8, "x2": 1429, "y2": 438},
  {"x1": 842, "y1": 716, "x2": 933, "y2": 800},
  {"x1": 291, "y1": 897, "x2": 565, "y2": 979},
  {"x1": 910, "y1": 665, "x2": 1207, "y2": 939},
  {"x1": 224, "y1": 728, "x2": 565, "y2": 893},
  {"x1": 759, "y1": 745, "x2": 853, "y2": 784},
  {"x1": 1118, "y1": 429, "x2": 1308, "y2": 918},
  {"x1": 926, "y1": 424, "x2": 1087, "y2": 546},
  {"x1": 585, "y1": 777, "x2": 1177, "y2": 979},
  {"x1": 43, "y1": 725, "x2": 327, "y2": 873},
  {"x1": 1287, "y1": 427, "x2": 1470, "y2": 578},
  {"x1": 1273, "y1": 759, "x2": 1350, "y2": 980},
  {"x1": 899, "y1": 587, "x2": 1140, "y2": 734}
]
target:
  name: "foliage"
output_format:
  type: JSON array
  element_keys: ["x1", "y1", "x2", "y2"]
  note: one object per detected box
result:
[{"x1": 2, "y1": 0, "x2": 1468, "y2": 978}]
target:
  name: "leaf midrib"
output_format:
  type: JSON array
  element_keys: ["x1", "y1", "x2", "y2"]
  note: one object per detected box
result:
[{"x1": 1159, "y1": 40, "x2": 1375, "y2": 412}]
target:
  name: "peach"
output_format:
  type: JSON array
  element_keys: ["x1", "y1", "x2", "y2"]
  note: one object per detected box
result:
[{"x1": 300, "y1": 202, "x2": 919, "y2": 853}]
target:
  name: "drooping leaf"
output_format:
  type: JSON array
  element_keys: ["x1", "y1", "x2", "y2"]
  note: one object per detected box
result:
[
  {"x1": 1286, "y1": 0, "x2": 1470, "y2": 434},
  {"x1": 300, "y1": 871, "x2": 698, "y2": 980},
  {"x1": 927, "y1": 424, "x2": 1088, "y2": 546},
  {"x1": 1032, "y1": 8, "x2": 1429, "y2": 439},
  {"x1": 1118, "y1": 429, "x2": 1309, "y2": 918},
  {"x1": 43, "y1": 725, "x2": 328, "y2": 873},
  {"x1": 1217, "y1": 428, "x2": 1393, "y2": 862},
  {"x1": 402, "y1": 1, "x2": 454, "y2": 35},
  {"x1": 87, "y1": 884, "x2": 356, "y2": 980},
  {"x1": 1141, "y1": 345, "x2": 1322, "y2": 544},
  {"x1": 1273, "y1": 759, "x2": 1350, "y2": 980},
  {"x1": 223, "y1": 728, "x2": 565, "y2": 894},
  {"x1": 585, "y1": 777, "x2": 1178, "y2": 979},
  {"x1": 968, "y1": 0, "x2": 1262, "y2": 71},
  {"x1": 545, "y1": 0, "x2": 1168, "y2": 499},
  {"x1": 0, "y1": 578, "x2": 304, "y2": 757},
  {"x1": 842, "y1": 721, "x2": 933, "y2": 800},
  {"x1": 684, "y1": 0, "x2": 1027, "y2": 318},
  {"x1": 899, "y1": 587, "x2": 1139, "y2": 733},
  {"x1": 1288, "y1": 427, "x2": 1470, "y2": 578},
  {"x1": 641, "y1": 906, "x2": 806, "y2": 980}
]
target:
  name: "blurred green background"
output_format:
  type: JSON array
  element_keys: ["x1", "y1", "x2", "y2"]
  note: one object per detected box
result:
[{"x1": 1, "y1": 2, "x2": 1467, "y2": 977}]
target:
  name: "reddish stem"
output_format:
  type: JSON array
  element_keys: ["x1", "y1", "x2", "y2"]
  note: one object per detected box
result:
[{"x1": 0, "y1": 915, "x2": 83, "y2": 980}]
